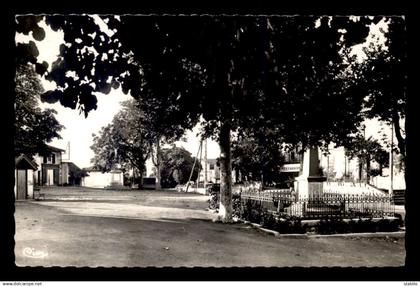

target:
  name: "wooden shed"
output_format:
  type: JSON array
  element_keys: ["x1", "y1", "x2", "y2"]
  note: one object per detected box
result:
[{"x1": 15, "y1": 155, "x2": 38, "y2": 200}]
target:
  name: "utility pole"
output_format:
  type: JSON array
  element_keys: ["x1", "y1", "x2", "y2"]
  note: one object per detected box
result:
[
  {"x1": 198, "y1": 139, "x2": 203, "y2": 189},
  {"x1": 204, "y1": 139, "x2": 208, "y2": 186},
  {"x1": 363, "y1": 125, "x2": 367, "y2": 184},
  {"x1": 186, "y1": 140, "x2": 202, "y2": 192},
  {"x1": 389, "y1": 123, "x2": 394, "y2": 197},
  {"x1": 344, "y1": 149, "x2": 347, "y2": 180},
  {"x1": 326, "y1": 146, "x2": 330, "y2": 180}
]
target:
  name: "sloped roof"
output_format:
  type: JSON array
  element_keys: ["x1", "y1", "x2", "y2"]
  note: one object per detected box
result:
[
  {"x1": 63, "y1": 161, "x2": 88, "y2": 177},
  {"x1": 46, "y1": 144, "x2": 65, "y2": 152},
  {"x1": 64, "y1": 161, "x2": 82, "y2": 172},
  {"x1": 15, "y1": 155, "x2": 38, "y2": 170},
  {"x1": 83, "y1": 166, "x2": 102, "y2": 172}
]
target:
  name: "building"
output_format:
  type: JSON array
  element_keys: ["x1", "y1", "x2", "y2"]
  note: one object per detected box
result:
[
  {"x1": 81, "y1": 167, "x2": 124, "y2": 188},
  {"x1": 14, "y1": 155, "x2": 38, "y2": 200},
  {"x1": 30, "y1": 144, "x2": 85, "y2": 187},
  {"x1": 199, "y1": 158, "x2": 220, "y2": 184},
  {"x1": 319, "y1": 145, "x2": 405, "y2": 191},
  {"x1": 62, "y1": 161, "x2": 87, "y2": 186},
  {"x1": 230, "y1": 139, "x2": 405, "y2": 197},
  {"x1": 32, "y1": 145, "x2": 67, "y2": 186}
]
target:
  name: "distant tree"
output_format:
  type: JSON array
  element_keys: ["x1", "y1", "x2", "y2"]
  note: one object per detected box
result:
[
  {"x1": 14, "y1": 64, "x2": 63, "y2": 157},
  {"x1": 353, "y1": 17, "x2": 407, "y2": 169},
  {"x1": 232, "y1": 129, "x2": 285, "y2": 186},
  {"x1": 344, "y1": 133, "x2": 389, "y2": 182},
  {"x1": 90, "y1": 100, "x2": 150, "y2": 188},
  {"x1": 139, "y1": 90, "x2": 191, "y2": 191},
  {"x1": 160, "y1": 146, "x2": 201, "y2": 188}
]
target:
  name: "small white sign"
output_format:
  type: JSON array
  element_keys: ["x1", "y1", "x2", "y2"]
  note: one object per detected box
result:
[{"x1": 280, "y1": 163, "x2": 301, "y2": 173}]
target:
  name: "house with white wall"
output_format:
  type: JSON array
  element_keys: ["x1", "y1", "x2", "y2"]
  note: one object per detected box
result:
[
  {"x1": 81, "y1": 167, "x2": 124, "y2": 188},
  {"x1": 198, "y1": 158, "x2": 220, "y2": 184},
  {"x1": 32, "y1": 145, "x2": 68, "y2": 186}
]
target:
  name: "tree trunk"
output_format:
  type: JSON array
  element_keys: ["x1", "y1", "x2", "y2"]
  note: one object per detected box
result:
[
  {"x1": 366, "y1": 155, "x2": 371, "y2": 184},
  {"x1": 401, "y1": 109, "x2": 410, "y2": 267},
  {"x1": 393, "y1": 113, "x2": 406, "y2": 160},
  {"x1": 138, "y1": 171, "x2": 143, "y2": 190},
  {"x1": 155, "y1": 138, "x2": 162, "y2": 191},
  {"x1": 132, "y1": 166, "x2": 136, "y2": 189},
  {"x1": 218, "y1": 120, "x2": 233, "y2": 223}
]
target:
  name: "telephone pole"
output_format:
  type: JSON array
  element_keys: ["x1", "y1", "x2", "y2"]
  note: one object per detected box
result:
[
  {"x1": 186, "y1": 140, "x2": 202, "y2": 192},
  {"x1": 204, "y1": 139, "x2": 208, "y2": 186},
  {"x1": 389, "y1": 123, "x2": 394, "y2": 197}
]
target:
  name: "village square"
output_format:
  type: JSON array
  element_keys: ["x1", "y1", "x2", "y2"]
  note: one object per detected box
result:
[{"x1": 12, "y1": 14, "x2": 407, "y2": 268}]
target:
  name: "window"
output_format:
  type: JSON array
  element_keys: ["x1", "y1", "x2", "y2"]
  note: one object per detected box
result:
[
  {"x1": 209, "y1": 163, "x2": 214, "y2": 170},
  {"x1": 43, "y1": 156, "x2": 47, "y2": 164},
  {"x1": 52, "y1": 154, "x2": 56, "y2": 164}
]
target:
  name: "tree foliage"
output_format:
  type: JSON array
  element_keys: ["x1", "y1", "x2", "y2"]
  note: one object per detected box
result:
[
  {"x1": 344, "y1": 132, "x2": 389, "y2": 178},
  {"x1": 160, "y1": 146, "x2": 201, "y2": 188},
  {"x1": 90, "y1": 100, "x2": 150, "y2": 179},
  {"x1": 232, "y1": 129, "x2": 285, "y2": 184},
  {"x1": 353, "y1": 17, "x2": 407, "y2": 161},
  {"x1": 15, "y1": 15, "x2": 385, "y2": 221},
  {"x1": 15, "y1": 16, "x2": 49, "y2": 75},
  {"x1": 15, "y1": 15, "x2": 374, "y2": 145},
  {"x1": 15, "y1": 64, "x2": 63, "y2": 157}
]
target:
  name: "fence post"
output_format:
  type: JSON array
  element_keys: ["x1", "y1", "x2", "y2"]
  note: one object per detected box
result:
[{"x1": 342, "y1": 195, "x2": 346, "y2": 216}]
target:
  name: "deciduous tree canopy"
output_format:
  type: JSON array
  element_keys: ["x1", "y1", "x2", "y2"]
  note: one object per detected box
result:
[
  {"x1": 352, "y1": 17, "x2": 407, "y2": 162},
  {"x1": 15, "y1": 64, "x2": 63, "y2": 157},
  {"x1": 90, "y1": 100, "x2": 150, "y2": 185},
  {"x1": 160, "y1": 146, "x2": 201, "y2": 188},
  {"x1": 15, "y1": 14, "x2": 401, "y2": 222}
]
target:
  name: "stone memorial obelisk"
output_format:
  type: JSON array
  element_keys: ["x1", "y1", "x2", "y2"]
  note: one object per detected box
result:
[{"x1": 294, "y1": 147, "x2": 326, "y2": 198}]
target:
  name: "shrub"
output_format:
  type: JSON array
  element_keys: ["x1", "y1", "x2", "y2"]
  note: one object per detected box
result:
[
  {"x1": 353, "y1": 218, "x2": 375, "y2": 233},
  {"x1": 232, "y1": 193, "x2": 242, "y2": 218},
  {"x1": 317, "y1": 218, "x2": 401, "y2": 234},
  {"x1": 208, "y1": 190, "x2": 242, "y2": 214},
  {"x1": 208, "y1": 192, "x2": 219, "y2": 210},
  {"x1": 318, "y1": 218, "x2": 350, "y2": 234},
  {"x1": 374, "y1": 218, "x2": 401, "y2": 232},
  {"x1": 270, "y1": 216, "x2": 306, "y2": 234},
  {"x1": 261, "y1": 211, "x2": 277, "y2": 229},
  {"x1": 242, "y1": 199, "x2": 264, "y2": 223}
]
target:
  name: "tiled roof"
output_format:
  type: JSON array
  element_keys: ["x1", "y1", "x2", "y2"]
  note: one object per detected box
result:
[
  {"x1": 15, "y1": 154, "x2": 38, "y2": 170},
  {"x1": 46, "y1": 144, "x2": 65, "y2": 152}
]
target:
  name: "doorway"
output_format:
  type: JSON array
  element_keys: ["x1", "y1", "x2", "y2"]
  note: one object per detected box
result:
[{"x1": 16, "y1": 169, "x2": 27, "y2": 200}]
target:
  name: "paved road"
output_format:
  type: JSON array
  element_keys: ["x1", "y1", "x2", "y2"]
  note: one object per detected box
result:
[{"x1": 15, "y1": 187, "x2": 405, "y2": 267}]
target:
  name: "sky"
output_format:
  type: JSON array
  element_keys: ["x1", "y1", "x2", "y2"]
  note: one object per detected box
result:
[{"x1": 15, "y1": 16, "x2": 394, "y2": 169}]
